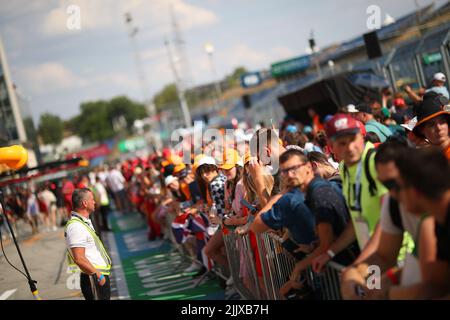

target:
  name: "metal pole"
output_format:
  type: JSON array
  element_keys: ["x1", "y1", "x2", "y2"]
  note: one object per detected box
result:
[
  {"x1": 164, "y1": 39, "x2": 192, "y2": 128},
  {"x1": 0, "y1": 188, "x2": 41, "y2": 299},
  {"x1": 207, "y1": 52, "x2": 223, "y2": 110},
  {"x1": 124, "y1": 13, "x2": 162, "y2": 149}
]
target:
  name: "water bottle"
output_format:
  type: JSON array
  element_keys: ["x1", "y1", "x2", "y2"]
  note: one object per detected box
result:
[{"x1": 207, "y1": 204, "x2": 220, "y2": 236}]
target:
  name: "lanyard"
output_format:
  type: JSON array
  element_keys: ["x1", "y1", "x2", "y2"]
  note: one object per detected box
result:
[
  {"x1": 344, "y1": 160, "x2": 363, "y2": 215},
  {"x1": 71, "y1": 212, "x2": 98, "y2": 236}
]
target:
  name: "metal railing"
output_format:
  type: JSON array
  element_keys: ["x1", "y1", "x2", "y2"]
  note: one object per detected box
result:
[
  {"x1": 223, "y1": 230, "x2": 261, "y2": 299},
  {"x1": 161, "y1": 208, "x2": 345, "y2": 300}
]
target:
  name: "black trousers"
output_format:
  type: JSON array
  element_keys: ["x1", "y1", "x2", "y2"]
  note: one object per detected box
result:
[
  {"x1": 100, "y1": 205, "x2": 110, "y2": 230},
  {"x1": 80, "y1": 273, "x2": 111, "y2": 300}
]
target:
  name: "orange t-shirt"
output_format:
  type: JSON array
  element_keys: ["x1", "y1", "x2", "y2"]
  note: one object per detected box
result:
[{"x1": 180, "y1": 182, "x2": 192, "y2": 201}]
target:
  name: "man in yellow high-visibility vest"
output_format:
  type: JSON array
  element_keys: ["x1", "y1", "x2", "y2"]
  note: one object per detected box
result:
[{"x1": 65, "y1": 188, "x2": 112, "y2": 300}]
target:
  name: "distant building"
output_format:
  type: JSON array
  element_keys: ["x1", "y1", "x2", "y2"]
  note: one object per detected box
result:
[
  {"x1": 0, "y1": 37, "x2": 38, "y2": 167},
  {"x1": 0, "y1": 37, "x2": 27, "y2": 145}
]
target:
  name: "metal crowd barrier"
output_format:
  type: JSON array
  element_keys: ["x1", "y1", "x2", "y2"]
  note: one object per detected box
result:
[
  {"x1": 304, "y1": 261, "x2": 344, "y2": 300},
  {"x1": 161, "y1": 207, "x2": 345, "y2": 300},
  {"x1": 223, "y1": 230, "x2": 261, "y2": 299},
  {"x1": 162, "y1": 208, "x2": 230, "y2": 285},
  {"x1": 257, "y1": 232, "x2": 345, "y2": 300},
  {"x1": 255, "y1": 232, "x2": 297, "y2": 300},
  {"x1": 222, "y1": 228, "x2": 346, "y2": 300}
]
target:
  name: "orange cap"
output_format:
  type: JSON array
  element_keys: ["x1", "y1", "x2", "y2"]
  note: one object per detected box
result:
[
  {"x1": 169, "y1": 154, "x2": 183, "y2": 166},
  {"x1": 173, "y1": 163, "x2": 186, "y2": 174},
  {"x1": 219, "y1": 149, "x2": 242, "y2": 170}
]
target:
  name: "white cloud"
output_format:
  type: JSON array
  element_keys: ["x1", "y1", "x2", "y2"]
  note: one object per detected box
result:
[
  {"x1": 270, "y1": 46, "x2": 295, "y2": 62},
  {"x1": 16, "y1": 62, "x2": 143, "y2": 97},
  {"x1": 41, "y1": 0, "x2": 117, "y2": 36},
  {"x1": 0, "y1": 1, "x2": 53, "y2": 17},
  {"x1": 16, "y1": 62, "x2": 86, "y2": 95},
  {"x1": 40, "y1": 0, "x2": 218, "y2": 37},
  {"x1": 92, "y1": 72, "x2": 140, "y2": 91},
  {"x1": 172, "y1": 0, "x2": 219, "y2": 31},
  {"x1": 217, "y1": 44, "x2": 295, "y2": 72},
  {"x1": 141, "y1": 47, "x2": 167, "y2": 62}
]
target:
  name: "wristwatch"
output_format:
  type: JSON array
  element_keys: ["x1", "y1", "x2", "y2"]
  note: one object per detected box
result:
[{"x1": 326, "y1": 249, "x2": 336, "y2": 259}]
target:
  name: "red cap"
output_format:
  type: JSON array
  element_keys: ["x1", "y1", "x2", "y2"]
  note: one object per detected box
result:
[
  {"x1": 355, "y1": 120, "x2": 366, "y2": 136},
  {"x1": 162, "y1": 148, "x2": 171, "y2": 159},
  {"x1": 393, "y1": 98, "x2": 406, "y2": 107},
  {"x1": 325, "y1": 113, "x2": 360, "y2": 140}
]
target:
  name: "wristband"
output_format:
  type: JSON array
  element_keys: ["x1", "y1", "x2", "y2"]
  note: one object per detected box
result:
[
  {"x1": 327, "y1": 249, "x2": 336, "y2": 259},
  {"x1": 97, "y1": 274, "x2": 105, "y2": 283},
  {"x1": 386, "y1": 268, "x2": 399, "y2": 285}
]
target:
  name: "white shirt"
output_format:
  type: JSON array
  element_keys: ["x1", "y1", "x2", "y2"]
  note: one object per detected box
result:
[
  {"x1": 65, "y1": 213, "x2": 108, "y2": 268},
  {"x1": 106, "y1": 169, "x2": 125, "y2": 192},
  {"x1": 39, "y1": 190, "x2": 56, "y2": 210},
  {"x1": 98, "y1": 171, "x2": 108, "y2": 186},
  {"x1": 380, "y1": 195, "x2": 421, "y2": 286},
  {"x1": 94, "y1": 182, "x2": 109, "y2": 206}
]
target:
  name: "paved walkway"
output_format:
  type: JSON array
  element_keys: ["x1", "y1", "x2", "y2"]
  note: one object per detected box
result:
[
  {"x1": 0, "y1": 210, "x2": 226, "y2": 300},
  {"x1": 0, "y1": 220, "x2": 82, "y2": 300}
]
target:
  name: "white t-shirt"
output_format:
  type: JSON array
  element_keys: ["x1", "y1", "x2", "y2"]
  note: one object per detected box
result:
[
  {"x1": 65, "y1": 213, "x2": 108, "y2": 269},
  {"x1": 39, "y1": 190, "x2": 57, "y2": 210},
  {"x1": 380, "y1": 195, "x2": 419, "y2": 238},
  {"x1": 94, "y1": 182, "x2": 109, "y2": 206},
  {"x1": 106, "y1": 169, "x2": 125, "y2": 192},
  {"x1": 98, "y1": 171, "x2": 108, "y2": 186},
  {"x1": 380, "y1": 195, "x2": 421, "y2": 286}
]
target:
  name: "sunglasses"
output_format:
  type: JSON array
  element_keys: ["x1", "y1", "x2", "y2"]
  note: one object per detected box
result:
[{"x1": 379, "y1": 179, "x2": 400, "y2": 191}]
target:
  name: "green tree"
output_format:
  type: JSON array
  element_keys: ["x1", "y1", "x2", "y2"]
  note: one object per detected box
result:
[
  {"x1": 226, "y1": 66, "x2": 248, "y2": 87},
  {"x1": 70, "y1": 96, "x2": 148, "y2": 143},
  {"x1": 153, "y1": 83, "x2": 179, "y2": 112},
  {"x1": 38, "y1": 113, "x2": 64, "y2": 145}
]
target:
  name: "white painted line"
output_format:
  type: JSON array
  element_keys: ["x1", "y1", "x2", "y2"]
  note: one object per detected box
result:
[
  {"x1": 0, "y1": 289, "x2": 17, "y2": 300},
  {"x1": 106, "y1": 232, "x2": 130, "y2": 300}
]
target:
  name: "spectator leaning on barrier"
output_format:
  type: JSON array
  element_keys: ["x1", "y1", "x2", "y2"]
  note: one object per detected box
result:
[
  {"x1": 306, "y1": 151, "x2": 341, "y2": 183},
  {"x1": 195, "y1": 156, "x2": 229, "y2": 269},
  {"x1": 352, "y1": 103, "x2": 393, "y2": 143},
  {"x1": 278, "y1": 149, "x2": 358, "y2": 297},
  {"x1": 248, "y1": 128, "x2": 286, "y2": 205},
  {"x1": 412, "y1": 92, "x2": 450, "y2": 160},
  {"x1": 64, "y1": 188, "x2": 112, "y2": 300},
  {"x1": 339, "y1": 137, "x2": 437, "y2": 299},
  {"x1": 321, "y1": 114, "x2": 388, "y2": 262},
  {"x1": 249, "y1": 149, "x2": 316, "y2": 260},
  {"x1": 219, "y1": 149, "x2": 244, "y2": 219},
  {"x1": 393, "y1": 147, "x2": 450, "y2": 299}
]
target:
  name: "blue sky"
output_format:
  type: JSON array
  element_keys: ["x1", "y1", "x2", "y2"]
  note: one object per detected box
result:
[{"x1": 0, "y1": 0, "x2": 446, "y2": 124}]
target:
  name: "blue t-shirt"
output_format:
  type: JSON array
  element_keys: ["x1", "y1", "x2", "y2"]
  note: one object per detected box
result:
[
  {"x1": 426, "y1": 86, "x2": 449, "y2": 99},
  {"x1": 260, "y1": 188, "x2": 316, "y2": 245},
  {"x1": 365, "y1": 119, "x2": 393, "y2": 142}
]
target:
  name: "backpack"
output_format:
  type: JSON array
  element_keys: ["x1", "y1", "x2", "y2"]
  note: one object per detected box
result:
[{"x1": 364, "y1": 148, "x2": 378, "y2": 197}]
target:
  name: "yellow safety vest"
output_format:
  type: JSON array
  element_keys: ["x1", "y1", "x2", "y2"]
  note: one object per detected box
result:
[{"x1": 64, "y1": 217, "x2": 112, "y2": 275}]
